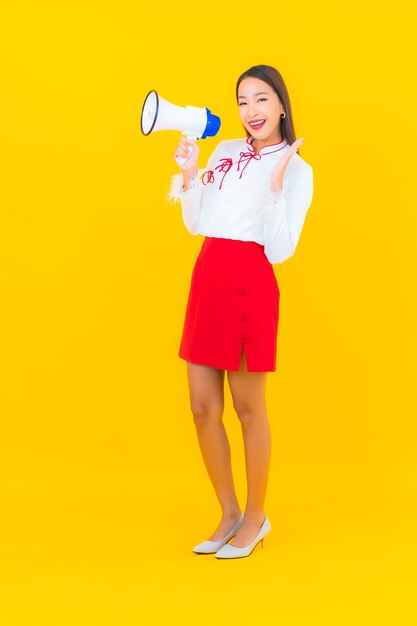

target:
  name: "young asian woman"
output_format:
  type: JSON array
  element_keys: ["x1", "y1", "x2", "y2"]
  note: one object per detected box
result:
[{"x1": 167, "y1": 64, "x2": 313, "y2": 559}]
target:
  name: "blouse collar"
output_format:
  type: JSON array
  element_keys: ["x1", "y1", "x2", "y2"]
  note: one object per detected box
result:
[{"x1": 246, "y1": 135, "x2": 289, "y2": 156}]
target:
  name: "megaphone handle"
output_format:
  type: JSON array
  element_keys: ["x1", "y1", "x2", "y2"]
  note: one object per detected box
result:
[{"x1": 175, "y1": 135, "x2": 198, "y2": 166}]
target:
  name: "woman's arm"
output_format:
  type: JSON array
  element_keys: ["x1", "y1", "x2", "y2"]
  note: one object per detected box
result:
[
  {"x1": 166, "y1": 142, "x2": 222, "y2": 235},
  {"x1": 262, "y1": 164, "x2": 314, "y2": 264},
  {"x1": 166, "y1": 167, "x2": 206, "y2": 234}
]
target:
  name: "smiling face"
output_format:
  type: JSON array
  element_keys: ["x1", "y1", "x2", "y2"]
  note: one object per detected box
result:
[{"x1": 237, "y1": 77, "x2": 285, "y2": 149}]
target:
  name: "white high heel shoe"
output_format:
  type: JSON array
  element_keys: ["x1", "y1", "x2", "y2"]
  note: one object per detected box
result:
[
  {"x1": 215, "y1": 515, "x2": 271, "y2": 559},
  {"x1": 192, "y1": 513, "x2": 244, "y2": 554}
]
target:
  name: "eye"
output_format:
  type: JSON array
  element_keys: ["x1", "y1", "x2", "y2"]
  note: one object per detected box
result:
[
  {"x1": 258, "y1": 98, "x2": 267, "y2": 102},
  {"x1": 238, "y1": 102, "x2": 247, "y2": 106}
]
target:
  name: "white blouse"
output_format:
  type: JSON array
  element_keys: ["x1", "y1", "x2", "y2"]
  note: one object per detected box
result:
[{"x1": 167, "y1": 136, "x2": 314, "y2": 264}]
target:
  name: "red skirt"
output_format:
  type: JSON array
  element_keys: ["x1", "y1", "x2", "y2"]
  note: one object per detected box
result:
[{"x1": 179, "y1": 236, "x2": 280, "y2": 372}]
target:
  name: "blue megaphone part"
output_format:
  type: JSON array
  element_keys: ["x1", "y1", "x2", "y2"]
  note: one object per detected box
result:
[{"x1": 201, "y1": 108, "x2": 221, "y2": 139}]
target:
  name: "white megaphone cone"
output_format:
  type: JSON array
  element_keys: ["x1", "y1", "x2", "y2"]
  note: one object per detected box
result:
[{"x1": 140, "y1": 90, "x2": 221, "y2": 166}]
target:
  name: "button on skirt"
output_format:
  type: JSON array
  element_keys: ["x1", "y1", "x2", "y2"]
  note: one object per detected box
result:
[{"x1": 179, "y1": 236, "x2": 280, "y2": 372}]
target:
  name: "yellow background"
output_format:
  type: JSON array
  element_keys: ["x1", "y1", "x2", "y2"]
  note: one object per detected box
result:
[{"x1": 1, "y1": 1, "x2": 416, "y2": 624}]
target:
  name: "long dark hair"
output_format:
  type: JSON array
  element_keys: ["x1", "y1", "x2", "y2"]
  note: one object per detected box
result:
[{"x1": 235, "y1": 65, "x2": 300, "y2": 156}]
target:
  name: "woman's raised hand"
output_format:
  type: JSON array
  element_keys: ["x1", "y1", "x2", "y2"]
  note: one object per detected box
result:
[
  {"x1": 271, "y1": 137, "x2": 304, "y2": 193},
  {"x1": 174, "y1": 135, "x2": 200, "y2": 171}
]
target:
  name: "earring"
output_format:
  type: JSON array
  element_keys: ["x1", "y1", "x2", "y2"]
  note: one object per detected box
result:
[{"x1": 281, "y1": 112, "x2": 286, "y2": 118}]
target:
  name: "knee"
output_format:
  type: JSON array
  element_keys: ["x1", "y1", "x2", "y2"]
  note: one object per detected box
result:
[
  {"x1": 190, "y1": 400, "x2": 223, "y2": 428},
  {"x1": 233, "y1": 401, "x2": 261, "y2": 428}
]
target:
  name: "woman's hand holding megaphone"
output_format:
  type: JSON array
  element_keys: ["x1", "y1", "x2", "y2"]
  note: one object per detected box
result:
[{"x1": 174, "y1": 135, "x2": 200, "y2": 170}]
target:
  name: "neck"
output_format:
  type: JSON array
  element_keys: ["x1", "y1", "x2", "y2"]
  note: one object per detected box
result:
[{"x1": 251, "y1": 135, "x2": 283, "y2": 153}]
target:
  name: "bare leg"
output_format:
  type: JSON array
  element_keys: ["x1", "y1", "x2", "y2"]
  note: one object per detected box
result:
[
  {"x1": 186, "y1": 361, "x2": 241, "y2": 540},
  {"x1": 226, "y1": 347, "x2": 271, "y2": 547}
]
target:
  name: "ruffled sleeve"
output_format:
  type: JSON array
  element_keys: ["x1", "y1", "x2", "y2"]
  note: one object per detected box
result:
[
  {"x1": 166, "y1": 168, "x2": 206, "y2": 235},
  {"x1": 262, "y1": 163, "x2": 314, "y2": 264},
  {"x1": 166, "y1": 142, "x2": 223, "y2": 235}
]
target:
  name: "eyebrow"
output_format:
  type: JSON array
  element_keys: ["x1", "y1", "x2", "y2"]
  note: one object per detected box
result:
[{"x1": 238, "y1": 92, "x2": 269, "y2": 99}]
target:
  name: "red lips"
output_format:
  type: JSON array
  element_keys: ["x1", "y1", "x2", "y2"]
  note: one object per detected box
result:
[{"x1": 249, "y1": 120, "x2": 266, "y2": 130}]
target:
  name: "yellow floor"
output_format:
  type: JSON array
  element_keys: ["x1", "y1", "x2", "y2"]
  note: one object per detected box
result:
[{"x1": 1, "y1": 461, "x2": 415, "y2": 625}]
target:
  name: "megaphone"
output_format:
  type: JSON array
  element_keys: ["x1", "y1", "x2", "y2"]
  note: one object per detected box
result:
[{"x1": 140, "y1": 90, "x2": 221, "y2": 166}]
